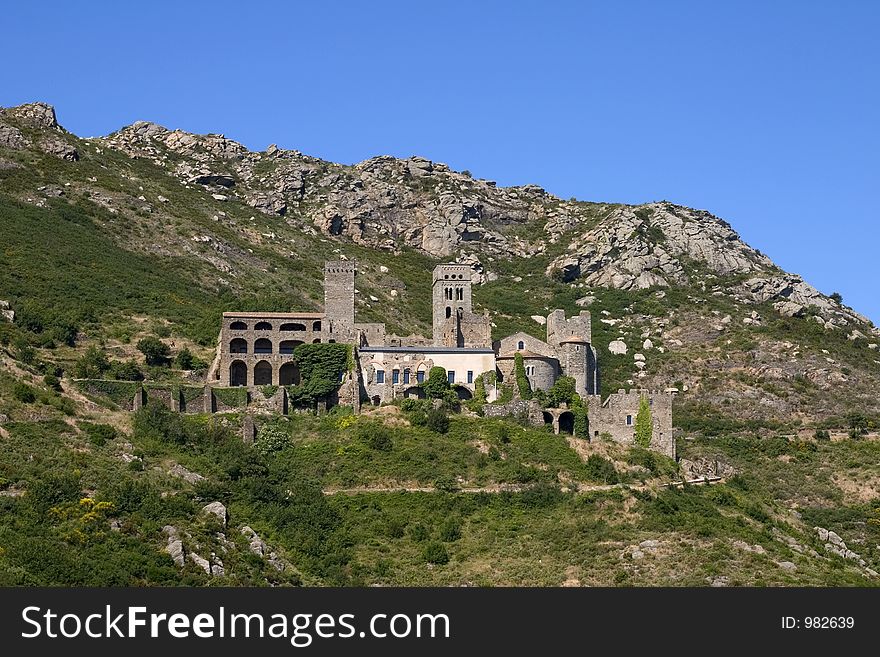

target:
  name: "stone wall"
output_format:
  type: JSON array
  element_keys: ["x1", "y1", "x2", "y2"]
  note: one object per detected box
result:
[
  {"x1": 586, "y1": 389, "x2": 675, "y2": 458},
  {"x1": 482, "y1": 399, "x2": 545, "y2": 425}
]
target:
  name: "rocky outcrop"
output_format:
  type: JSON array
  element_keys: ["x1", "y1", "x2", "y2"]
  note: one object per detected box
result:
[
  {"x1": 737, "y1": 274, "x2": 867, "y2": 325},
  {"x1": 39, "y1": 137, "x2": 78, "y2": 161},
  {"x1": 548, "y1": 203, "x2": 773, "y2": 290},
  {"x1": 0, "y1": 123, "x2": 28, "y2": 150},
  {"x1": 0, "y1": 300, "x2": 14, "y2": 323},
  {"x1": 679, "y1": 457, "x2": 736, "y2": 480},
  {"x1": 241, "y1": 525, "x2": 290, "y2": 572},
  {"x1": 4, "y1": 102, "x2": 60, "y2": 129}
]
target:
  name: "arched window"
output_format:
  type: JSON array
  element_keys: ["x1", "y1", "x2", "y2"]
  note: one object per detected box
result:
[
  {"x1": 229, "y1": 321, "x2": 247, "y2": 330},
  {"x1": 253, "y1": 360, "x2": 273, "y2": 385},
  {"x1": 313, "y1": 320, "x2": 322, "y2": 331},
  {"x1": 254, "y1": 321, "x2": 273, "y2": 331},
  {"x1": 280, "y1": 322, "x2": 306, "y2": 331},
  {"x1": 279, "y1": 362, "x2": 300, "y2": 385},
  {"x1": 517, "y1": 340, "x2": 524, "y2": 350},
  {"x1": 229, "y1": 360, "x2": 247, "y2": 386},
  {"x1": 279, "y1": 340, "x2": 302, "y2": 355},
  {"x1": 445, "y1": 307, "x2": 451, "y2": 319},
  {"x1": 456, "y1": 288, "x2": 463, "y2": 301},
  {"x1": 254, "y1": 338, "x2": 272, "y2": 354},
  {"x1": 312, "y1": 338, "x2": 321, "y2": 344},
  {"x1": 230, "y1": 338, "x2": 248, "y2": 354}
]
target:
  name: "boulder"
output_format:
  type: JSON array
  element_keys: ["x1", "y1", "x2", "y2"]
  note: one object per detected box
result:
[
  {"x1": 40, "y1": 137, "x2": 78, "y2": 161},
  {"x1": 189, "y1": 552, "x2": 211, "y2": 574},
  {"x1": 202, "y1": 501, "x2": 228, "y2": 526},
  {"x1": 167, "y1": 463, "x2": 205, "y2": 484},
  {"x1": 608, "y1": 340, "x2": 627, "y2": 355},
  {"x1": 407, "y1": 156, "x2": 433, "y2": 177},
  {"x1": 162, "y1": 526, "x2": 186, "y2": 567},
  {"x1": 0, "y1": 300, "x2": 13, "y2": 323},
  {"x1": 642, "y1": 338, "x2": 653, "y2": 350}
]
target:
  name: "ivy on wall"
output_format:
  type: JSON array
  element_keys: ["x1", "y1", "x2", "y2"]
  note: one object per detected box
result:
[
  {"x1": 635, "y1": 395, "x2": 652, "y2": 447},
  {"x1": 514, "y1": 353, "x2": 532, "y2": 400}
]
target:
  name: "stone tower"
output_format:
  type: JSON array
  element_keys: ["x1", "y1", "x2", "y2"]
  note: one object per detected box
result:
[
  {"x1": 547, "y1": 309, "x2": 599, "y2": 397},
  {"x1": 432, "y1": 264, "x2": 473, "y2": 346},
  {"x1": 324, "y1": 260, "x2": 355, "y2": 341}
]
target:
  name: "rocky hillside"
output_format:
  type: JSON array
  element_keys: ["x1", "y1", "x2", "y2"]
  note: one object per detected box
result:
[{"x1": 1, "y1": 101, "x2": 879, "y2": 425}]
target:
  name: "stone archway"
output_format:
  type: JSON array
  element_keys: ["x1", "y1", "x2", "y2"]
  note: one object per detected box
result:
[
  {"x1": 279, "y1": 362, "x2": 300, "y2": 386},
  {"x1": 229, "y1": 360, "x2": 247, "y2": 386},
  {"x1": 403, "y1": 386, "x2": 425, "y2": 399},
  {"x1": 558, "y1": 411, "x2": 574, "y2": 435},
  {"x1": 253, "y1": 360, "x2": 273, "y2": 385},
  {"x1": 455, "y1": 386, "x2": 472, "y2": 400},
  {"x1": 542, "y1": 411, "x2": 554, "y2": 429}
]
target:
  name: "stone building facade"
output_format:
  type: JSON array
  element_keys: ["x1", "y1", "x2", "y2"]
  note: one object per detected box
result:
[
  {"x1": 495, "y1": 309, "x2": 599, "y2": 399},
  {"x1": 210, "y1": 259, "x2": 675, "y2": 456},
  {"x1": 586, "y1": 389, "x2": 675, "y2": 458}
]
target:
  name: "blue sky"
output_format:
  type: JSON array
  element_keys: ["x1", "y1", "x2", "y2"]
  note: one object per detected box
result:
[{"x1": 3, "y1": 1, "x2": 878, "y2": 322}]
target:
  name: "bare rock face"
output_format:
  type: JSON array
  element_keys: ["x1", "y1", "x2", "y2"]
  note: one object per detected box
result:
[
  {"x1": 548, "y1": 203, "x2": 772, "y2": 290},
  {"x1": 0, "y1": 123, "x2": 29, "y2": 149},
  {"x1": 39, "y1": 137, "x2": 78, "y2": 161},
  {"x1": 737, "y1": 274, "x2": 867, "y2": 325},
  {"x1": 679, "y1": 457, "x2": 736, "y2": 480},
  {"x1": 5, "y1": 102, "x2": 60, "y2": 129}
]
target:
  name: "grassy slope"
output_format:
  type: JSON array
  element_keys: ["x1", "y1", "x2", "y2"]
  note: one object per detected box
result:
[{"x1": 0, "y1": 399, "x2": 876, "y2": 586}]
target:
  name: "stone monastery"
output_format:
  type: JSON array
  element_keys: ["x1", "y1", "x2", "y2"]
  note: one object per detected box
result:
[{"x1": 212, "y1": 261, "x2": 675, "y2": 456}]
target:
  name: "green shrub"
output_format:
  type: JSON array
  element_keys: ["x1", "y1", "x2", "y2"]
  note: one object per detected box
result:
[
  {"x1": 422, "y1": 540, "x2": 449, "y2": 565},
  {"x1": 254, "y1": 425, "x2": 291, "y2": 457},
  {"x1": 584, "y1": 454, "x2": 619, "y2": 484},
  {"x1": 73, "y1": 346, "x2": 111, "y2": 379},
  {"x1": 385, "y1": 518, "x2": 406, "y2": 539},
  {"x1": 79, "y1": 422, "x2": 117, "y2": 446},
  {"x1": 42, "y1": 374, "x2": 62, "y2": 391},
  {"x1": 13, "y1": 382, "x2": 36, "y2": 403},
  {"x1": 434, "y1": 475, "x2": 459, "y2": 493},
  {"x1": 132, "y1": 401, "x2": 186, "y2": 444},
  {"x1": 110, "y1": 359, "x2": 144, "y2": 381},
  {"x1": 547, "y1": 376, "x2": 577, "y2": 406},
  {"x1": 814, "y1": 429, "x2": 831, "y2": 440},
  {"x1": 13, "y1": 338, "x2": 36, "y2": 365},
  {"x1": 408, "y1": 523, "x2": 430, "y2": 542},
  {"x1": 174, "y1": 347, "x2": 207, "y2": 370},
  {"x1": 426, "y1": 408, "x2": 449, "y2": 434},
  {"x1": 357, "y1": 422, "x2": 394, "y2": 452},
  {"x1": 439, "y1": 516, "x2": 462, "y2": 541},
  {"x1": 137, "y1": 336, "x2": 170, "y2": 366},
  {"x1": 422, "y1": 366, "x2": 451, "y2": 399}
]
